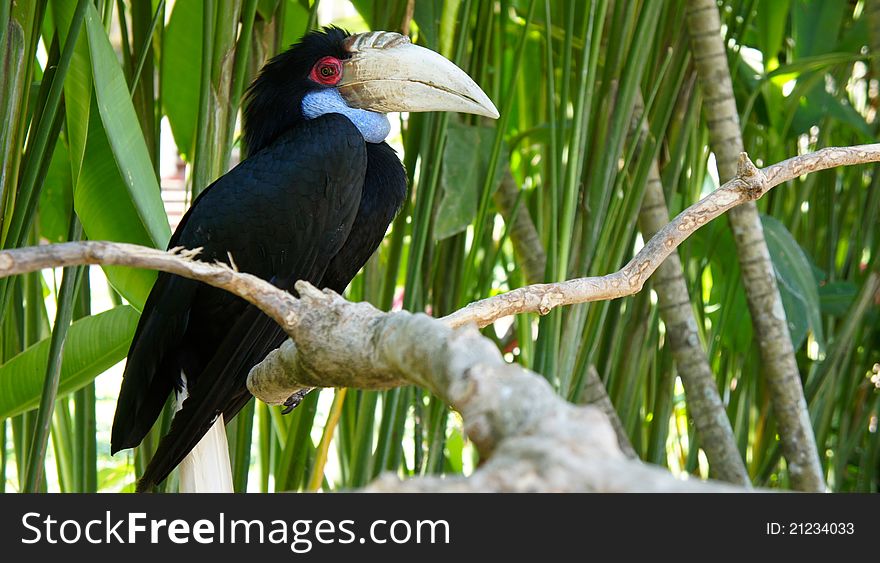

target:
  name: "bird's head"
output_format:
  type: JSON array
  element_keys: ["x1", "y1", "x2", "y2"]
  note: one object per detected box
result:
[{"x1": 243, "y1": 26, "x2": 499, "y2": 155}]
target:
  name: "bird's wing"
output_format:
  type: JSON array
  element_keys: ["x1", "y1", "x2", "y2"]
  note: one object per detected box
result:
[
  {"x1": 112, "y1": 114, "x2": 367, "y2": 475},
  {"x1": 136, "y1": 307, "x2": 287, "y2": 490},
  {"x1": 109, "y1": 204, "x2": 204, "y2": 453}
]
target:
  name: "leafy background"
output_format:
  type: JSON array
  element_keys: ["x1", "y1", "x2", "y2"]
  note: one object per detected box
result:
[{"x1": 1, "y1": 0, "x2": 878, "y2": 492}]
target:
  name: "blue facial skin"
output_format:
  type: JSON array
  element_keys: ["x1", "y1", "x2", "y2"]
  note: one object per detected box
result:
[{"x1": 302, "y1": 89, "x2": 391, "y2": 144}]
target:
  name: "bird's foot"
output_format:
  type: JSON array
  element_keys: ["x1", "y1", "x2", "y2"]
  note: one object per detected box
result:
[{"x1": 281, "y1": 388, "x2": 312, "y2": 414}]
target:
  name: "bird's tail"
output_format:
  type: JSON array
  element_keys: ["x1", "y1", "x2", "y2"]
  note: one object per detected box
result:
[
  {"x1": 176, "y1": 415, "x2": 234, "y2": 493},
  {"x1": 136, "y1": 374, "x2": 234, "y2": 493}
]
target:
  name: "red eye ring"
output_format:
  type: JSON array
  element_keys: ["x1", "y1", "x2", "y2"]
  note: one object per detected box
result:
[{"x1": 310, "y1": 56, "x2": 342, "y2": 85}]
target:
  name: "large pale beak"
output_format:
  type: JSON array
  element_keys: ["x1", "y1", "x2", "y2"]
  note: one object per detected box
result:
[{"x1": 338, "y1": 32, "x2": 499, "y2": 119}]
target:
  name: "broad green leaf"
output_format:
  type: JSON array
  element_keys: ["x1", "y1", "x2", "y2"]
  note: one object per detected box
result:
[
  {"x1": 819, "y1": 281, "x2": 857, "y2": 317},
  {"x1": 689, "y1": 220, "x2": 753, "y2": 352},
  {"x1": 162, "y1": 0, "x2": 203, "y2": 162},
  {"x1": 761, "y1": 214, "x2": 825, "y2": 353},
  {"x1": 791, "y1": 0, "x2": 847, "y2": 59},
  {"x1": 754, "y1": 0, "x2": 790, "y2": 66},
  {"x1": 791, "y1": 83, "x2": 873, "y2": 140},
  {"x1": 444, "y1": 425, "x2": 464, "y2": 474},
  {"x1": 413, "y1": 0, "x2": 441, "y2": 50},
  {"x1": 49, "y1": 0, "x2": 75, "y2": 52},
  {"x1": 84, "y1": 4, "x2": 170, "y2": 248},
  {"x1": 834, "y1": 15, "x2": 868, "y2": 54},
  {"x1": 75, "y1": 97, "x2": 158, "y2": 310},
  {"x1": 38, "y1": 139, "x2": 73, "y2": 242},
  {"x1": 0, "y1": 305, "x2": 139, "y2": 420},
  {"x1": 435, "y1": 121, "x2": 507, "y2": 240},
  {"x1": 0, "y1": 12, "x2": 28, "y2": 245},
  {"x1": 76, "y1": 4, "x2": 169, "y2": 309},
  {"x1": 280, "y1": 0, "x2": 311, "y2": 48},
  {"x1": 51, "y1": 0, "x2": 92, "y2": 180},
  {"x1": 766, "y1": 52, "x2": 865, "y2": 80}
]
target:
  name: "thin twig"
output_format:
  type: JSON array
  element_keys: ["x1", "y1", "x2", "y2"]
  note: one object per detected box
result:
[
  {"x1": 1, "y1": 146, "x2": 877, "y2": 335},
  {"x1": 441, "y1": 144, "x2": 880, "y2": 328},
  {"x1": 0, "y1": 242, "x2": 298, "y2": 332}
]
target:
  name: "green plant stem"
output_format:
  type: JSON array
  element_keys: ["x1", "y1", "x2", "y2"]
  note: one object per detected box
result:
[
  {"x1": 224, "y1": 0, "x2": 259, "y2": 167},
  {"x1": 23, "y1": 219, "x2": 83, "y2": 492},
  {"x1": 192, "y1": 0, "x2": 216, "y2": 197},
  {"x1": 128, "y1": 0, "x2": 165, "y2": 96}
]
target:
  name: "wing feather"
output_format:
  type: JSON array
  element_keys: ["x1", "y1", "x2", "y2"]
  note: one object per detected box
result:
[{"x1": 112, "y1": 114, "x2": 367, "y2": 488}]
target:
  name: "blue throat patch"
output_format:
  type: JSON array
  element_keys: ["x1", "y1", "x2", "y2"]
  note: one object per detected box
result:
[{"x1": 302, "y1": 89, "x2": 391, "y2": 144}]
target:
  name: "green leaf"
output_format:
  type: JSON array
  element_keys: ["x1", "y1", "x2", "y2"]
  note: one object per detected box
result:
[
  {"x1": 444, "y1": 425, "x2": 464, "y2": 474},
  {"x1": 98, "y1": 463, "x2": 136, "y2": 492},
  {"x1": 413, "y1": 0, "x2": 441, "y2": 50},
  {"x1": 791, "y1": 83, "x2": 873, "y2": 140},
  {"x1": 51, "y1": 0, "x2": 91, "y2": 180},
  {"x1": 38, "y1": 139, "x2": 73, "y2": 243},
  {"x1": 791, "y1": 0, "x2": 847, "y2": 59},
  {"x1": 435, "y1": 121, "x2": 507, "y2": 240},
  {"x1": 761, "y1": 214, "x2": 825, "y2": 353},
  {"x1": 690, "y1": 221, "x2": 754, "y2": 352},
  {"x1": 818, "y1": 281, "x2": 857, "y2": 317},
  {"x1": 766, "y1": 52, "x2": 865, "y2": 81},
  {"x1": 754, "y1": 0, "x2": 790, "y2": 63},
  {"x1": 84, "y1": 4, "x2": 170, "y2": 248},
  {"x1": 161, "y1": 0, "x2": 203, "y2": 162},
  {"x1": 834, "y1": 15, "x2": 868, "y2": 54},
  {"x1": 75, "y1": 98, "x2": 158, "y2": 310},
  {"x1": 280, "y1": 0, "x2": 310, "y2": 48},
  {"x1": 0, "y1": 305, "x2": 139, "y2": 420},
  {"x1": 76, "y1": 4, "x2": 169, "y2": 309},
  {"x1": 256, "y1": 0, "x2": 280, "y2": 20}
]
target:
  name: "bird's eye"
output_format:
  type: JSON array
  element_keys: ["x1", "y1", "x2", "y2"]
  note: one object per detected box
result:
[{"x1": 310, "y1": 56, "x2": 342, "y2": 86}]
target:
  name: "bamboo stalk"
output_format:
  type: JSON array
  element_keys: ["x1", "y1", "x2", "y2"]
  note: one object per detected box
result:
[
  {"x1": 685, "y1": 0, "x2": 825, "y2": 492},
  {"x1": 633, "y1": 93, "x2": 749, "y2": 485},
  {"x1": 23, "y1": 220, "x2": 83, "y2": 491}
]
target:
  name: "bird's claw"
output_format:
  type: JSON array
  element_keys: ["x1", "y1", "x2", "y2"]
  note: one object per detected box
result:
[{"x1": 281, "y1": 388, "x2": 312, "y2": 414}]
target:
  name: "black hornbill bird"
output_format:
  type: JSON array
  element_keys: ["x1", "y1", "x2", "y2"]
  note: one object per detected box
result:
[{"x1": 110, "y1": 27, "x2": 498, "y2": 492}]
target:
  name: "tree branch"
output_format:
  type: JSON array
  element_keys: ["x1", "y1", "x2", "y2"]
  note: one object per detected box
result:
[
  {"x1": 686, "y1": 0, "x2": 825, "y2": 492},
  {"x1": 249, "y1": 284, "x2": 744, "y2": 492},
  {"x1": 441, "y1": 144, "x2": 880, "y2": 329},
  {"x1": 1, "y1": 144, "x2": 877, "y2": 492},
  {"x1": 0, "y1": 242, "x2": 299, "y2": 333}
]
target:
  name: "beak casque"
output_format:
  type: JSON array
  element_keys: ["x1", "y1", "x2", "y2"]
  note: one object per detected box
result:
[{"x1": 338, "y1": 31, "x2": 500, "y2": 119}]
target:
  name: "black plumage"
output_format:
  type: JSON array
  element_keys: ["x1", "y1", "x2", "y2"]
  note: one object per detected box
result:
[{"x1": 111, "y1": 28, "x2": 406, "y2": 492}]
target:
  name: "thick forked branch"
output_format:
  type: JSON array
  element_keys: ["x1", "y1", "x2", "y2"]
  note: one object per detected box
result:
[
  {"x1": 252, "y1": 284, "x2": 743, "y2": 492},
  {"x1": 0, "y1": 144, "x2": 878, "y2": 491}
]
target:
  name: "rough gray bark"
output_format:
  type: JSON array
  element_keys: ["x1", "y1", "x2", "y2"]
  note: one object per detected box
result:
[
  {"x1": 633, "y1": 96, "x2": 750, "y2": 485},
  {"x1": 249, "y1": 283, "x2": 744, "y2": 492},
  {"x1": 685, "y1": 0, "x2": 825, "y2": 491},
  {"x1": 581, "y1": 365, "x2": 637, "y2": 459}
]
